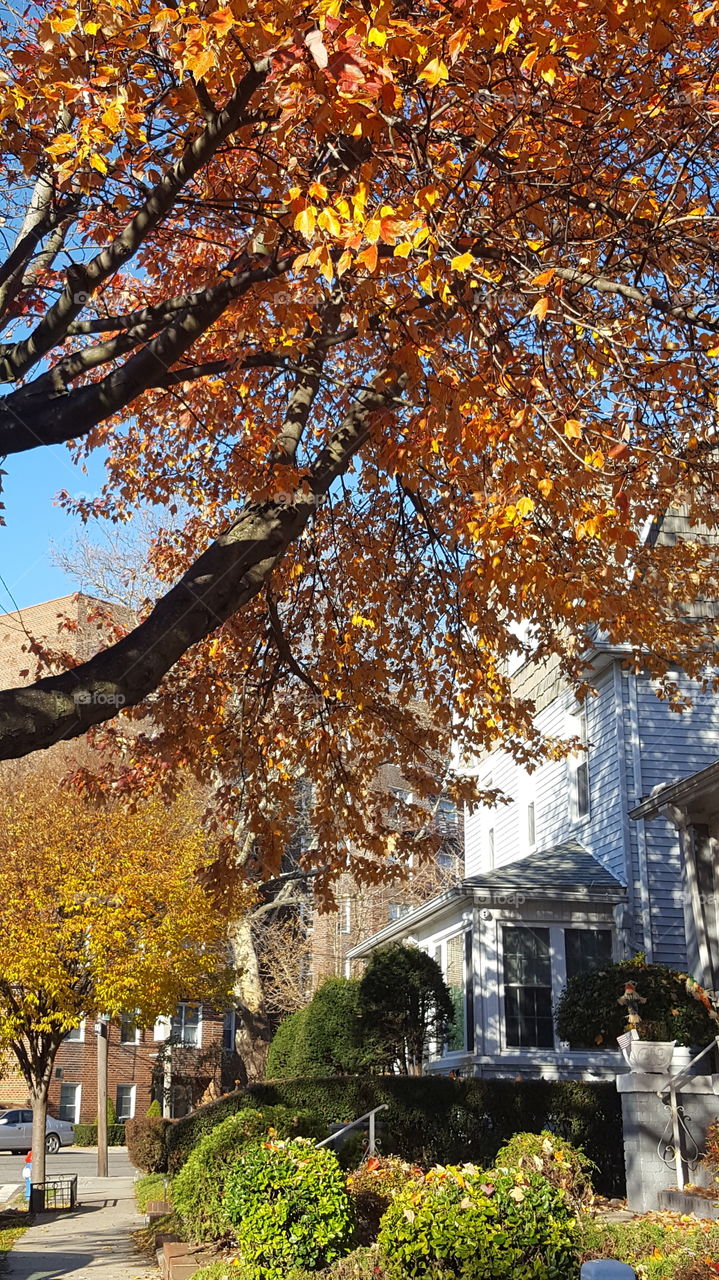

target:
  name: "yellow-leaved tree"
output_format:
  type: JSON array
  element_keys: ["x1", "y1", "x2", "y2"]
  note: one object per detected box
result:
[{"x1": 0, "y1": 775, "x2": 243, "y2": 1183}]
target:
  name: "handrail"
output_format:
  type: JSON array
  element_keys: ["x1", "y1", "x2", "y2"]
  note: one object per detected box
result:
[
  {"x1": 656, "y1": 1035, "x2": 719, "y2": 1098},
  {"x1": 316, "y1": 1104, "x2": 388, "y2": 1157}
]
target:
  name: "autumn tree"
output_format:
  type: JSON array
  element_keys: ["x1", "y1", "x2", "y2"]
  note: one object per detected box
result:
[
  {"x1": 1, "y1": 1, "x2": 719, "y2": 898},
  {"x1": 0, "y1": 774, "x2": 244, "y2": 1183}
]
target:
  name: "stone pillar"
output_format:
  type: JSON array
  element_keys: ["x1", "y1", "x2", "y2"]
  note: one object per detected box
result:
[{"x1": 617, "y1": 1071, "x2": 719, "y2": 1212}]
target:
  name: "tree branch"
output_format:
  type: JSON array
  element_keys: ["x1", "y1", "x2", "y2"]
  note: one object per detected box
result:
[{"x1": 0, "y1": 369, "x2": 406, "y2": 758}]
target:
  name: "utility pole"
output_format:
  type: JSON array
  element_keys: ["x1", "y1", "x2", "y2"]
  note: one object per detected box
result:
[{"x1": 96, "y1": 1018, "x2": 108, "y2": 1178}]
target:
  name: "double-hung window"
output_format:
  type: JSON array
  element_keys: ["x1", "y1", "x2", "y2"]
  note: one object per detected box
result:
[
  {"x1": 567, "y1": 704, "x2": 590, "y2": 822},
  {"x1": 116, "y1": 1085, "x2": 136, "y2": 1121},
  {"x1": 564, "y1": 929, "x2": 612, "y2": 980},
  {"x1": 172, "y1": 1002, "x2": 201, "y2": 1047},
  {"x1": 59, "y1": 1083, "x2": 81, "y2": 1124},
  {"x1": 503, "y1": 926, "x2": 554, "y2": 1048}
]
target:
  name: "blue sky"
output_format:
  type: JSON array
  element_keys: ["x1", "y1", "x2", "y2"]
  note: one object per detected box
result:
[{"x1": 0, "y1": 445, "x2": 108, "y2": 613}]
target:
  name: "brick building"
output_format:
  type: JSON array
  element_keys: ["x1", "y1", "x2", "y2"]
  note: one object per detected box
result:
[{"x1": 0, "y1": 594, "x2": 241, "y2": 1123}]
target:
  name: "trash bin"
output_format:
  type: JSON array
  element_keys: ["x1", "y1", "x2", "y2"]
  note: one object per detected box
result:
[{"x1": 29, "y1": 1175, "x2": 78, "y2": 1212}]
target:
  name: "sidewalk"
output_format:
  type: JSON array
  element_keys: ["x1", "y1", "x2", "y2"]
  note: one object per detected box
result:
[{"x1": 5, "y1": 1177, "x2": 155, "y2": 1280}]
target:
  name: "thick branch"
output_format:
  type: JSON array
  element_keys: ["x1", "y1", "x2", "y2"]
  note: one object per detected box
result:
[
  {"x1": 0, "y1": 370, "x2": 406, "y2": 758},
  {"x1": 0, "y1": 60, "x2": 270, "y2": 383}
]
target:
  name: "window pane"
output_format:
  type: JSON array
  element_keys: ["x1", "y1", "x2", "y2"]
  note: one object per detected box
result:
[
  {"x1": 527, "y1": 802, "x2": 536, "y2": 846},
  {"x1": 119, "y1": 1013, "x2": 137, "y2": 1044},
  {"x1": 504, "y1": 987, "x2": 554, "y2": 1048},
  {"x1": 58, "y1": 1085, "x2": 79, "y2": 1123},
  {"x1": 65, "y1": 1023, "x2": 83, "y2": 1042},
  {"x1": 503, "y1": 927, "x2": 550, "y2": 987},
  {"x1": 116, "y1": 1085, "x2": 134, "y2": 1120},
  {"x1": 222, "y1": 1011, "x2": 236, "y2": 1053},
  {"x1": 576, "y1": 760, "x2": 590, "y2": 818},
  {"x1": 446, "y1": 934, "x2": 465, "y2": 1051},
  {"x1": 564, "y1": 929, "x2": 612, "y2": 981}
]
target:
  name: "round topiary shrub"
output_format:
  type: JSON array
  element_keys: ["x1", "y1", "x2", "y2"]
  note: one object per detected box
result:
[
  {"x1": 555, "y1": 959, "x2": 718, "y2": 1049},
  {"x1": 222, "y1": 1138, "x2": 355, "y2": 1279},
  {"x1": 378, "y1": 1163, "x2": 577, "y2": 1280},
  {"x1": 493, "y1": 1130, "x2": 594, "y2": 1209},
  {"x1": 172, "y1": 1107, "x2": 317, "y2": 1242}
]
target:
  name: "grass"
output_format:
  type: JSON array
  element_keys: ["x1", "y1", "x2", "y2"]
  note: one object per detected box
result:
[
  {"x1": 578, "y1": 1212, "x2": 719, "y2": 1280},
  {"x1": 0, "y1": 1205, "x2": 32, "y2": 1272},
  {"x1": 134, "y1": 1172, "x2": 171, "y2": 1214}
]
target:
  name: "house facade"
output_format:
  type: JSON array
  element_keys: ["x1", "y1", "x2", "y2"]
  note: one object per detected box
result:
[{"x1": 348, "y1": 643, "x2": 719, "y2": 1080}]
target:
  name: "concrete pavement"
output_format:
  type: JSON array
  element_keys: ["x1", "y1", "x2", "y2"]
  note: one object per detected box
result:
[
  {"x1": 4, "y1": 1176, "x2": 155, "y2": 1280},
  {"x1": 0, "y1": 1149, "x2": 135, "y2": 1194}
]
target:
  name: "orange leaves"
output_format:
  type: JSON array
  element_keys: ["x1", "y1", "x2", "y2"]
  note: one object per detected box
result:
[
  {"x1": 564, "y1": 419, "x2": 583, "y2": 439},
  {"x1": 294, "y1": 206, "x2": 317, "y2": 238},
  {"x1": 531, "y1": 297, "x2": 550, "y2": 322},
  {"x1": 418, "y1": 58, "x2": 449, "y2": 87}
]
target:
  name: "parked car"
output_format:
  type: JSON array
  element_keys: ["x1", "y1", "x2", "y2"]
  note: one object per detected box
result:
[{"x1": 0, "y1": 1108, "x2": 74, "y2": 1154}]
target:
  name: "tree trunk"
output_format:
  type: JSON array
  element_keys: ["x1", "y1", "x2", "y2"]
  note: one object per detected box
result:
[
  {"x1": 230, "y1": 918, "x2": 272, "y2": 1086},
  {"x1": 29, "y1": 1079, "x2": 50, "y2": 1186}
]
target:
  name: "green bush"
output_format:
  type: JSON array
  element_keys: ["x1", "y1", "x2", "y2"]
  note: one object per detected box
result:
[
  {"x1": 222, "y1": 1138, "x2": 354, "y2": 1280},
  {"x1": 126, "y1": 1115, "x2": 170, "y2": 1173},
  {"x1": 288, "y1": 1244, "x2": 383, "y2": 1280},
  {"x1": 378, "y1": 1163, "x2": 577, "y2": 1280},
  {"x1": 358, "y1": 945, "x2": 454, "y2": 1074},
  {"x1": 556, "y1": 958, "x2": 718, "y2": 1049},
  {"x1": 147, "y1": 1099, "x2": 162, "y2": 1118},
  {"x1": 577, "y1": 1213, "x2": 719, "y2": 1280},
  {"x1": 267, "y1": 1007, "x2": 309, "y2": 1079},
  {"x1": 135, "y1": 1173, "x2": 170, "y2": 1214},
  {"x1": 166, "y1": 1092, "x2": 323, "y2": 1175},
  {"x1": 493, "y1": 1130, "x2": 593, "y2": 1209},
  {"x1": 166, "y1": 1076, "x2": 625, "y2": 1196},
  {"x1": 73, "y1": 1122, "x2": 126, "y2": 1147},
  {"x1": 172, "y1": 1106, "x2": 319, "y2": 1242}
]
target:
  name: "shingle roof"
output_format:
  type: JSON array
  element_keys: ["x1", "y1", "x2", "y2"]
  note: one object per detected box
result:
[{"x1": 464, "y1": 840, "x2": 624, "y2": 897}]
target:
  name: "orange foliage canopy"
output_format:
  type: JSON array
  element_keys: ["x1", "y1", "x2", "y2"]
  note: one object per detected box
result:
[{"x1": 1, "y1": 0, "x2": 719, "y2": 886}]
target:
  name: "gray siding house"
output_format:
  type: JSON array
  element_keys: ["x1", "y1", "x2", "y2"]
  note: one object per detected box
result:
[{"x1": 348, "y1": 644, "x2": 719, "y2": 1080}]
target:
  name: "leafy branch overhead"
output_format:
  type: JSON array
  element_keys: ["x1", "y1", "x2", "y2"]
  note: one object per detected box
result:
[{"x1": 1, "y1": 1, "x2": 719, "y2": 882}]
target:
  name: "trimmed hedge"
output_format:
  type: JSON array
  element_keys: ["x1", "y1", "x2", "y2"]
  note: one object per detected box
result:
[
  {"x1": 126, "y1": 1114, "x2": 170, "y2": 1173},
  {"x1": 160, "y1": 1075, "x2": 624, "y2": 1195},
  {"x1": 73, "y1": 1122, "x2": 127, "y2": 1147}
]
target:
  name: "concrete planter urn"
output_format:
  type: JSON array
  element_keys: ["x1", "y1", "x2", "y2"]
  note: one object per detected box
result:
[{"x1": 626, "y1": 1039, "x2": 676, "y2": 1073}]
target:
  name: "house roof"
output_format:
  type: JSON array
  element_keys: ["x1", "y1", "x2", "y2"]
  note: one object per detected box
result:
[
  {"x1": 630, "y1": 760, "x2": 719, "y2": 822},
  {"x1": 346, "y1": 842, "x2": 624, "y2": 959},
  {"x1": 464, "y1": 840, "x2": 625, "y2": 897}
]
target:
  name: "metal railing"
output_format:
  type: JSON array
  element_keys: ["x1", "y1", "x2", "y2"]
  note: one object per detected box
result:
[
  {"x1": 316, "y1": 1104, "x2": 388, "y2": 1157},
  {"x1": 656, "y1": 1035, "x2": 719, "y2": 1190}
]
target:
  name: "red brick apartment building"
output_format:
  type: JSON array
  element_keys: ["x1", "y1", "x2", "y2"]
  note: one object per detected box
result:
[{"x1": 0, "y1": 595, "x2": 241, "y2": 1122}]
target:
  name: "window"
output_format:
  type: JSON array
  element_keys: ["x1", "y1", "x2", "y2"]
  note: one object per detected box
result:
[
  {"x1": 64, "y1": 1021, "x2": 85, "y2": 1043},
  {"x1": 119, "y1": 1012, "x2": 140, "y2": 1045},
  {"x1": 503, "y1": 927, "x2": 554, "y2": 1049},
  {"x1": 567, "y1": 704, "x2": 590, "y2": 821},
  {"x1": 171, "y1": 1002, "x2": 201, "y2": 1047},
  {"x1": 58, "y1": 1084, "x2": 81, "y2": 1124},
  {"x1": 434, "y1": 796, "x2": 459, "y2": 837},
  {"x1": 339, "y1": 898, "x2": 351, "y2": 935},
  {"x1": 388, "y1": 902, "x2": 411, "y2": 923},
  {"x1": 564, "y1": 929, "x2": 612, "y2": 981},
  {"x1": 222, "y1": 1010, "x2": 237, "y2": 1053},
  {"x1": 527, "y1": 801, "x2": 536, "y2": 848},
  {"x1": 115, "y1": 1084, "x2": 136, "y2": 1121},
  {"x1": 446, "y1": 933, "x2": 466, "y2": 1052},
  {"x1": 488, "y1": 826, "x2": 495, "y2": 869}
]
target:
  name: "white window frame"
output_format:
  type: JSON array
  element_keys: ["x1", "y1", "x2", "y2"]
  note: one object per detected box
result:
[
  {"x1": 339, "y1": 898, "x2": 351, "y2": 935},
  {"x1": 58, "y1": 1083, "x2": 82, "y2": 1124},
  {"x1": 119, "y1": 1012, "x2": 140, "y2": 1045},
  {"x1": 431, "y1": 928, "x2": 471, "y2": 1057},
  {"x1": 172, "y1": 1001, "x2": 203, "y2": 1048},
  {"x1": 153, "y1": 1015, "x2": 171, "y2": 1042},
  {"x1": 500, "y1": 924, "x2": 555, "y2": 1051},
  {"x1": 64, "y1": 1020, "x2": 85, "y2": 1043},
  {"x1": 115, "y1": 1084, "x2": 136, "y2": 1121}
]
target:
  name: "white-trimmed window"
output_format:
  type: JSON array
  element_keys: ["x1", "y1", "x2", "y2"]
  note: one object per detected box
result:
[
  {"x1": 119, "y1": 1012, "x2": 140, "y2": 1045},
  {"x1": 153, "y1": 1015, "x2": 171, "y2": 1042},
  {"x1": 64, "y1": 1020, "x2": 85, "y2": 1043},
  {"x1": 567, "y1": 704, "x2": 590, "y2": 822},
  {"x1": 59, "y1": 1083, "x2": 81, "y2": 1124},
  {"x1": 388, "y1": 902, "x2": 411, "y2": 923},
  {"x1": 115, "y1": 1084, "x2": 136, "y2": 1121},
  {"x1": 527, "y1": 801, "x2": 536, "y2": 849},
  {"x1": 502, "y1": 926, "x2": 554, "y2": 1049},
  {"x1": 222, "y1": 1010, "x2": 237, "y2": 1053},
  {"x1": 433, "y1": 930, "x2": 474, "y2": 1055},
  {"x1": 172, "y1": 1002, "x2": 202, "y2": 1047},
  {"x1": 564, "y1": 928, "x2": 612, "y2": 980},
  {"x1": 339, "y1": 898, "x2": 351, "y2": 935}
]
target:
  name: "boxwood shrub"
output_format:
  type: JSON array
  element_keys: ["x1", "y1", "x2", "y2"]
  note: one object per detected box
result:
[
  {"x1": 222, "y1": 1138, "x2": 354, "y2": 1280},
  {"x1": 73, "y1": 1122, "x2": 126, "y2": 1147},
  {"x1": 126, "y1": 1114, "x2": 170, "y2": 1173},
  {"x1": 555, "y1": 958, "x2": 718, "y2": 1049},
  {"x1": 155, "y1": 1075, "x2": 624, "y2": 1196},
  {"x1": 172, "y1": 1106, "x2": 320, "y2": 1242},
  {"x1": 378, "y1": 1163, "x2": 578, "y2": 1280}
]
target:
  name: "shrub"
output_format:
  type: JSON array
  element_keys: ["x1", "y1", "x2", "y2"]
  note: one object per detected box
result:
[
  {"x1": 73, "y1": 1122, "x2": 126, "y2": 1147},
  {"x1": 166, "y1": 1091, "x2": 324, "y2": 1174},
  {"x1": 222, "y1": 1138, "x2": 354, "y2": 1280},
  {"x1": 126, "y1": 1115, "x2": 170, "y2": 1173},
  {"x1": 288, "y1": 1244, "x2": 383, "y2": 1280},
  {"x1": 358, "y1": 945, "x2": 454, "y2": 1074},
  {"x1": 347, "y1": 1156, "x2": 423, "y2": 1245},
  {"x1": 267, "y1": 1007, "x2": 309, "y2": 1079},
  {"x1": 378, "y1": 1163, "x2": 577, "y2": 1280},
  {"x1": 147, "y1": 1099, "x2": 162, "y2": 1118},
  {"x1": 493, "y1": 1130, "x2": 593, "y2": 1209},
  {"x1": 172, "y1": 1106, "x2": 319, "y2": 1242},
  {"x1": 135, "y1": 1173, "x2": 170, "y2": 1214},
  {"x1": 556, "y1": 958, "x2": 718, "y2": 1049}
]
